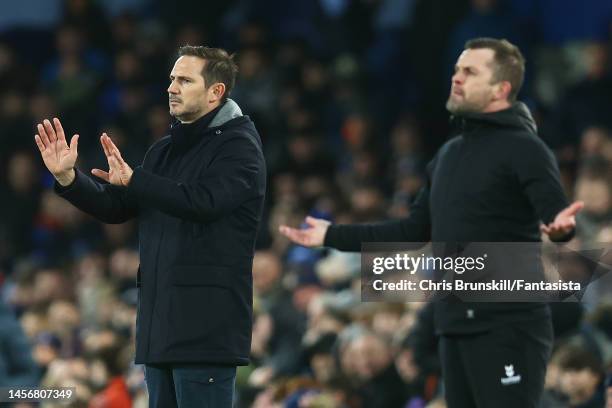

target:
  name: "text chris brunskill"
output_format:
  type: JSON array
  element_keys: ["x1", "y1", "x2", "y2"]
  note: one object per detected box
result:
[{"x1": 361, "y1": 242, "x2": 611, "y2": 303}]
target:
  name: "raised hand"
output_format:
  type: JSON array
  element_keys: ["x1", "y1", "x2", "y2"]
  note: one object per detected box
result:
[
  {"x1": 91, "y1": 133, "x2": 133, "y2": 186},
  {"x1": 541, "y1": 201, "x2": 584, "y2": 240},
  {"x1": 279, "y1": 216, "x2": 331, "y2": 247},
  {"x1": 34, "y1": 118, "x2": 79, "y2": 186}
]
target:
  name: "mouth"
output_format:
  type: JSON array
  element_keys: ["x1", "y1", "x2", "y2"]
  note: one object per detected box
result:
[{"x1": 169, "y1": 99, "x2": 181, "y2": 104}]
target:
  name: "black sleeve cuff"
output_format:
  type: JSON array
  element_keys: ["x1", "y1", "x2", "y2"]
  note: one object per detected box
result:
[
  {"x1": 53, "y1": 169, "x2": 79, "y2": 195},
  {"x1": 323, "y1": 224, "x2": 339, "y2": 248}
]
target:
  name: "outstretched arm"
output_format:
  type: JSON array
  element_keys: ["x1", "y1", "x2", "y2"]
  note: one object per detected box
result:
[
  {"x1": 280, "y1": 155, "x2": 436, "y2": 252},
  {"x1": 324, "y1": 185, "x2": 431, "y2": 251},
  {"x1": 35, "y1": 118, "x2": 138, "y2": 224},
  {"x1": 99, "y1": 134, "x2": 265, "y2": 222},
  {"x1": 280, "y1": 184, "x2": 432, "y2": 252}
]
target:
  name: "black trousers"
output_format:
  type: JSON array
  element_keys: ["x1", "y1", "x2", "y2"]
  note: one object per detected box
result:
[
  {"x1": 439, "y1": 317, "x2": 553, "y2": 408},
  {"x1": 144, "y1": 363, "x2": 236, "y2": 408}
]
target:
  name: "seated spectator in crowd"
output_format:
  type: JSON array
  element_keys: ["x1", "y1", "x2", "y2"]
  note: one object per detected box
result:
[
  {"x1": 543, "y1": 344, "x2": 606, "y2": 408},
  {"x1": 0, "y1": 299, "x2": 40, "y2": 387}
]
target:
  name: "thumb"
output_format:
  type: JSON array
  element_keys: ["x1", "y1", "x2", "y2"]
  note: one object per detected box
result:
[
  {"x1": 305, "y1": 216, "x2": 320, "y2": 228},
  {"x1": 70, "y1": 134, "x2": 79, "y2": 152},
  {"x1": 91, "y1": 168, "x2": 110, "y2": 182}
]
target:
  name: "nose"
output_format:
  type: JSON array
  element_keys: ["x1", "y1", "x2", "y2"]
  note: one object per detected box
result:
[
  {"x1": 452, "y1": 72, "x2": 464, "y2": 85},
  {"x1": 167, "y1": 80, "x2": 178, "y2": 95}
]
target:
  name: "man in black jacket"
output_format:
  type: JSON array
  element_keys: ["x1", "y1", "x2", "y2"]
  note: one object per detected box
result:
[
  {"x1": 280, "y1": 38, "x2": 583, "y2": 408},
  {"x1": 34, "y1": 46, "x2": 267, "y2": 408}
]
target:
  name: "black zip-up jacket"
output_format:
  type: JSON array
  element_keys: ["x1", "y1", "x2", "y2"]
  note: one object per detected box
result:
[
  {"x1": 55, "y1": 99, "x2": 267, "y2": 364},
  {"x1": 324, "y1": 103, "x2": 570, "y2": 334}
]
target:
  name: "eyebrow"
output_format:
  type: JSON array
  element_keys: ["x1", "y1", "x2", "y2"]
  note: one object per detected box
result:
[
  {"x1": 169, "y1": 75, "x2": 195, "y2": 81},
  {"x1": 455, "y1": 65, "x2": 480, "y2": 73}
]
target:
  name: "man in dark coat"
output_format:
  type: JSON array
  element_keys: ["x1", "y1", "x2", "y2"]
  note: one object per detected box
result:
[
  {"x1": 34, "y1": 46, "x2": 267, "y2": 408},
  {"x1": 280, "y1": 38, "x2": 583, "y2": 408}
]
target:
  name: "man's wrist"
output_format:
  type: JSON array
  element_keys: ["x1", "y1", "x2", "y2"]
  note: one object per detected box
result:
[{"x1": 55, "y1": 169, "x2": 76, "y2": 187}]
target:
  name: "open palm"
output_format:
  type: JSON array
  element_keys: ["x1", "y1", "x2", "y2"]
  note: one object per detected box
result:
[
  {"x1": 106, "y1": 158, "x2": 124, "y2": 185},
  {"x1": 100, "y1": 136, "x2": 124, "y2": 185},
  {"x1": 34, "y1": 118, "x2": 79, "y2": 177},
  {"x1": 540, "y1": 201, "x2": 584, "y2": 240},
  {"x1": 279, "y1": 216, "x2": 331, "y2": 247},
  {"x1": 91, "y1": 133, "x2": 133, "y2": 186}
]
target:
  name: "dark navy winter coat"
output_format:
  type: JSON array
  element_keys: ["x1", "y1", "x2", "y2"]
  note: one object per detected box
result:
[{"x1": 56, "y1": 100, "x2": 266, "y2": 365}]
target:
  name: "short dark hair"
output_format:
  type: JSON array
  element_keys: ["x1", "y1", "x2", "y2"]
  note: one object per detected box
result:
[
  {"x1": 553, "y1": 344, "x2": 604, "y2": 376},
  {"x1": 465, "y1": 38, "x2": 525, "y2": 102},
  {"x1": 177, "y1": 45, "x2": 238, "y2": 101}
]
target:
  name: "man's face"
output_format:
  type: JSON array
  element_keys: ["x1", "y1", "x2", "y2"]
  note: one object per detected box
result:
[
  {"x1": 559, "y1": 368, "x2": 601, "y2": 405},
  {"x1": 446, "y1": 48, "x2": 500, "y2": 114},
  {"x1": 167, "y1": 56, "x2": 212, "y2": 123}
]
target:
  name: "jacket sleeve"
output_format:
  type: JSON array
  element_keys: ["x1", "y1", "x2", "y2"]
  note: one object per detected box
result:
[
  {"x1": 324, "y1": 185, "x2": 431, "y2": 251},
  {"x1": 127, "y1": 135, "x2": 263, "y2": 222},
  {"x1": 54, "y1": 169, "x2": 139, "y2": 224},
  {"x1": 513, "y1": 135, "x2": 573, "y2": 241},
  {"x1": 323, "y1": 158, "x2": 434, "y2": 252}
]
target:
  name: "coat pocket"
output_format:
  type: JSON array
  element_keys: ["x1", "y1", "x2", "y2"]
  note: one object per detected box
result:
[{"x1": 167, "y1": 266, "x2": 235, "y2": 350}]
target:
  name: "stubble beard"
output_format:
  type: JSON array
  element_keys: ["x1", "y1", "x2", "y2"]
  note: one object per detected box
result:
[
  {"x1": 170, "y1": 103, "x2": 201, "y2": 123},
  {"x1": 446, "y1": 93, "x2": 489, "y2": 115}
]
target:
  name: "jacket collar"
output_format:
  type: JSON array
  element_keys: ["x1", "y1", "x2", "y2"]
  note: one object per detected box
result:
[
  {"x1": 450, "y1": 102, "x2": 538, "y2": 135},
  {"x1": 169, "y1": 99, "x2": 244, "y2": 150}
]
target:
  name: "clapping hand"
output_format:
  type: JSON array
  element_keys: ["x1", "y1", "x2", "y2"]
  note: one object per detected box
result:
[
  {"x1": 34, "y1": 118, "x2": 79, "y2": 186},
  {"x1": 91, "y1": 133, "x2": 133, "y2": 186}
]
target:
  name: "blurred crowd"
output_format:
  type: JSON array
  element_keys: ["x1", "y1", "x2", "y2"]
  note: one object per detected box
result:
[{"x1": 0, "y1": 0, "x2": 611, "y2": 407}]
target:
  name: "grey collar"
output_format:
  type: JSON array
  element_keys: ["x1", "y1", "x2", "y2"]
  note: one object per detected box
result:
[{"x1": 210, "y1": 99, "x2": 243, "y2": 128}]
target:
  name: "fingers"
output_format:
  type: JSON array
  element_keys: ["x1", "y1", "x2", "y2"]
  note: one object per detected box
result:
[
  {"x1": 305, "y1": 216, "x2": 319, "y2": 227},
  {"x1": 34, "y1": 134, "x2": 45, "y2": 152},
  {"x1": 43, "y1": 119, "x2": 57, "y2": 142},
  {"x1": 111, "y1": 145, "x2": 124, "y2": 163},
  {"x1": 53, "y1": 118, "x2": 66, "y2": 143},
  {"x1": 542, "y1": 219, "x2": 576, "y2": 238},
  {"x1": 105, "y1": 135, "x2": 124, "y2": 160},
  {"x1": 100, "y1": 134, "x2": 125, "y2": 162},
  {"x1": 559, "y1": 201, "x2": 585, "y2": 217},
  {"x1": 278, "y1": 226, "x2": 307, "y2": 245},
  {"x1": 100, "y1": 134, "x2": 110, "y2": 158},
  {"x1": 91, "y1": 168, "x2": 110, "y2": 182},
  {"x1": 69, "y1": 134, "x2": 79, "y2": 153},
  {"x1": 37, "y1": 123, "x2": 51, "y2": 147},
  {"x1": 558, "y1": 220, "x2": 575, "y2": 230},
  {"x1": 566, "y1": 201, "x2": 584, "y2": 216},
  {"x1": 109, "y1": 155, "x2": 122, "y2": 170},
  {"x1": 37, "y1": 119, "x2": 71, "y2": 149},
  {"x1": 552, "y1": 216, "x2": 576, "y2": 230}
]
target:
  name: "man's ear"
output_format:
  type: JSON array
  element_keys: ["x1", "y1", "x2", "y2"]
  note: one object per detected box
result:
[
  {"x1": 209, "y1": 83, "x2": 226, "y2": 103},
  {"x1": 494, "y1": 81, "x2": 512, "y2": 102}
]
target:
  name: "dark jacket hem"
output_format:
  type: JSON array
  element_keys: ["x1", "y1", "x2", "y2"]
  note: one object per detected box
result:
[{"x1": 135, "y1": 353, "x2": 250, "y2": 366}]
